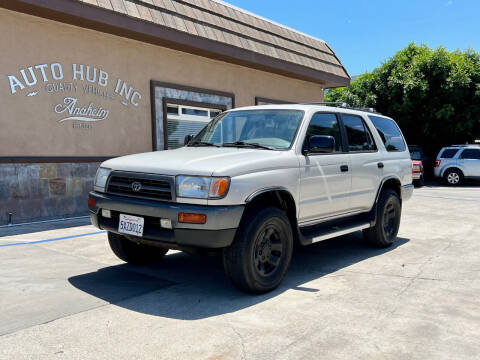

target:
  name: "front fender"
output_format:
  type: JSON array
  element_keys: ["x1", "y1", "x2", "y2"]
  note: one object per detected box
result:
[{"x1": 207, "y1": 167, "x2": 300, "y2": 212}]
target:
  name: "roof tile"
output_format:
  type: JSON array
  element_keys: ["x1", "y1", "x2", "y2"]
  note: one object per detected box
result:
[
  {"x1": 109, "y1": 0, "x2": 126, "y2": 14},
  {"x1": 136, "y1": 3, "x2": 154, "y2": 22},
  {"x1": 74, "y1": 0, "x2": 349, "y2": 81},
  {"x1": 123, "y1": 1, "x2": 140, "y2": 18}
]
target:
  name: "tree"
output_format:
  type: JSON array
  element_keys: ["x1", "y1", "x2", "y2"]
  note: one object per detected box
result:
[{"x1": 326, "y1": 43, "x2": 480, "y2": 158}]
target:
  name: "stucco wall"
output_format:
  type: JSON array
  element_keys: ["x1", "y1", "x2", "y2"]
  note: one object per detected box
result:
[{"x1": 0, "y1": 8, "x2": 324, "y2": 158}]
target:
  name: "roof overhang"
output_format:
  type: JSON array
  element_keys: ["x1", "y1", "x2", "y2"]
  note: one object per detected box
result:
[{"x1": 0, "y1": 0, "x2": 350, "y2": 87}]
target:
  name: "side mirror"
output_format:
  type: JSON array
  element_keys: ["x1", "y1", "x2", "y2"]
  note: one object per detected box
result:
[
  {"x1": 305, "y1": 135, "x2": 335, "y2": 154},
  {"x1": 184, "y1": 134, "x2": 195, "y2": 146}
]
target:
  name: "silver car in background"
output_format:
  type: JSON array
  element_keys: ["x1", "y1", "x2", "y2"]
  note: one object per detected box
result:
[{"x1": 434, "y1": 145, "x2": 480, "y2": 185}]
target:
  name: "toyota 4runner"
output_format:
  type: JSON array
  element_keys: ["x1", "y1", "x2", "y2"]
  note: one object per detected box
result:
[{"x1": 88, "y1": 104, "x2": 413, "y2": 293}]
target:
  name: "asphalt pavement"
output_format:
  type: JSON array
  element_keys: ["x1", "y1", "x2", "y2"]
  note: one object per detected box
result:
[{"x1": 0, "y1": 184, "x2": 479, "y2": 359}]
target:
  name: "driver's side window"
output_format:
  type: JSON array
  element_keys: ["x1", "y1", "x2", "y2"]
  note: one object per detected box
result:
[{"x1": 304, "y1": 113, "x2": 344, "y2": 152}]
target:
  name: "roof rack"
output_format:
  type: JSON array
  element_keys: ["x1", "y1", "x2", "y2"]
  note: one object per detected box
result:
[{"x1": 300, "y1": 102, "x2": 381, "y2": 114}]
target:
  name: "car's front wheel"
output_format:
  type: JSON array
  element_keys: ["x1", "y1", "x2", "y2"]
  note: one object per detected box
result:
[
  {"x1": 223, "y1": 206, "x2": 293, "y2": 294},
  {"x1": 363, "y1": 189, "x2": 401, "y2": 248},
  {"x1": 108, "y1": 232, "x2": 168, "y2": 264}
]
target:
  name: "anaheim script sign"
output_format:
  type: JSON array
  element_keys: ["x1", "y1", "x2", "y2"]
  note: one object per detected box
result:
[
  {"x1": 7, "y1": 62, "x2": 142, "y2": 125},
  {"x1": 55, "y1": 97, "x2": 109, "y2": 122}
]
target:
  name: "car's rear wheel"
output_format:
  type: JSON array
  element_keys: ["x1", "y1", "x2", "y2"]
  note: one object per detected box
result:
[
  {"x1": 443, "y1": 168, "x2": 463, "y2": 186},
  {"x1": 108, "y1": 232, "x2": 168, "y2": 264},
  {"x1": 363, "y1": 189, "x2": 401, "y2": 248},
  {"x1": 223, "y1": 207, "x2": 293, "y2": 294}
]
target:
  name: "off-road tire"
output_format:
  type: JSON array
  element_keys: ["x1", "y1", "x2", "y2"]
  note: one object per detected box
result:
[
  {"x1": 223, "y1": 206, "x2": 293, "y2": 294},
  {"x1": 108, "y1": 232, "x2": 168, "y2": 264},
  {"x1": 363, "y1": 189, "x2": 401, "y2": 248},
  {"x1": 443, "y1": 168, "x2": 463, "y2": 186}
]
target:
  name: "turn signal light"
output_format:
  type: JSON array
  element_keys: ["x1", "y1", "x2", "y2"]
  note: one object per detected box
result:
[
  {"x1": 210, "y1": 178, "x2": 229, "y2": 198},
  {"x1": 178, "y1": 212, "x2": 207, "y2": 224},
  {"x1": 88, "y1": 197, "x2": 95, "y2": 209}
]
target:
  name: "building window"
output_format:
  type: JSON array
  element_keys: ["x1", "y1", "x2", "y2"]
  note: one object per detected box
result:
[
  {"x1": 166, "y1": 103, "x2": 224, "y2": 149},
  {"x1": 151, "y1": 81, "x2": 235, "y2": 150}
]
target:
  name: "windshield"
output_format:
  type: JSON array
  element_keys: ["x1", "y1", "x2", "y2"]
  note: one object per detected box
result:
[{"x1": 189, "y1": 109, "x2": 304, "y2": 150}]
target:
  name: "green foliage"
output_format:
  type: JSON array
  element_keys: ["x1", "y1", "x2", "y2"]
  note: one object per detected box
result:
[{"x1": 326, "y1": 43, "x2": 480, "y2": 157}]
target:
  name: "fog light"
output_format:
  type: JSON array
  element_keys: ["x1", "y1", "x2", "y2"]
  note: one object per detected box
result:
[
  {"x1": 178, "y1": 213, "x2": 207, "y2": 224},
  {"x1": 101, "y1": 209, "x2": 111, "y2": 218},
  {"x1": 160, "y1": 218, "x2": 173, "y2": 229}
]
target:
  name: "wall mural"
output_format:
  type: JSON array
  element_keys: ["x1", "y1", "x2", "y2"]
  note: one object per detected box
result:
[{"x1": 6, "y1": 62, "x2": 142, "y2": 127}]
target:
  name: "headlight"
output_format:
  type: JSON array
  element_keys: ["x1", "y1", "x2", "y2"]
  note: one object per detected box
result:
[
  {"x1": 94, "y1": 167, "x2": 111, "y2": 192},
  {"x1": 176, "y1": 176, "x2": 230, "y2": 199}
]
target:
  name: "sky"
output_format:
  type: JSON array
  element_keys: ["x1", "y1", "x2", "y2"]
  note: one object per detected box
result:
[{"x1": 224, "y1": 0, "x2": 479, "y2": 76}]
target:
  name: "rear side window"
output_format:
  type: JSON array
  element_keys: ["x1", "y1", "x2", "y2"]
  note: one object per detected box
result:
[
  {"x1": 305, "y1": 113, "x2": 343, "y2": 152},
  {"x1": 368, "y1": 116, "x2": 406, "y2": 152},
  {"x1": 342, "y1": 115, "x2": 376, "y2": 152},
  {"x1": 460, "y1": 149, "x2": 480, "y2": 159},
  {"x1": 440, "y1": 149, "x2": 459, "y2": 158}
]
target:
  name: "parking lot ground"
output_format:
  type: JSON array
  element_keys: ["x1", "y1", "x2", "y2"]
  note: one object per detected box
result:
[{"x1": 0, "y1": 185, "x2": 479, "y2": 359}]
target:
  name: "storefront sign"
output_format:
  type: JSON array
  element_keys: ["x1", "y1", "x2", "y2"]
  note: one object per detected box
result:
[
  {"x1": 6, "y1": 62, "x2": 142, "y2": 127},
  {"x1": 54, "y1": 97, "x2": 109, "y2": 122}
]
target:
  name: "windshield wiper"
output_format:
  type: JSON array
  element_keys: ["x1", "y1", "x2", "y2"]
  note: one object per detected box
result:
[
  {"x1": 222, "y1": 141, "x2": 274, "y2": 150},
  {"x1": 188, "y1": 141, "x2": 220, "y2": 147}
]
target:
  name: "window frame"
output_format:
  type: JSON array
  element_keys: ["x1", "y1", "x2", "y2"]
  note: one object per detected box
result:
[
  {"x1": 301, "y1": 112, "x2": 348, "y2": 156},
  {"x1": 440, "y1": 148, "x2": 460, "y2": 159},
  {"x1": 460, "y1": 148, "x2": 480, "y2": 160},
  {"x1": 340, "y1": 113, "x2": 378, "y2": 153},
  {"x1": 166, "y1": 104, "x2": 222, "y2": 122},
  {"x1": 162, "y1": 98, "x2": 227, "y2": 150},
  {"x1": 368, "y1": 115, "x2": 406, "y2": 153}
]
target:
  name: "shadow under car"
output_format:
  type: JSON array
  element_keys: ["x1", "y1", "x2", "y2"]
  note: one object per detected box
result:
[{"x1": 68, "y1": 232, "x2": 409, "y2": 320}]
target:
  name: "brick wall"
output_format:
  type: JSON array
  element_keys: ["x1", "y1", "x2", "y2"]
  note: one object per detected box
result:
[{"x1": 0, "y1": 162, "x2": 100, "y2": 225}]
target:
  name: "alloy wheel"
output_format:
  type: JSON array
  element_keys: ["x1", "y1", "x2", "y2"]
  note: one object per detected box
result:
[
  {"x1": 253, "y1": 225, "x2": 284, "y2": 277},
  {"x1": 382, "y1": 201, "x2": 398, "y2": 240},
  {"x1": 447, "y1": 172, "x2": 460, "y2": 184}
]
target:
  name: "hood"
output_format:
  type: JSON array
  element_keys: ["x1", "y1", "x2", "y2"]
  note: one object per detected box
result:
[{"x1": 102, "y1": 147, "x2": 298, "y2": 177}]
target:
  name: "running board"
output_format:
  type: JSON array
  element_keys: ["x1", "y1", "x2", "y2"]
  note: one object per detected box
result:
[{"x1": 298, "y1": 221, "x2": 371, "y2": 246}]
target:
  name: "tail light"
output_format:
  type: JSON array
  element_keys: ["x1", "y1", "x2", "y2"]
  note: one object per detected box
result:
[{"x1": 435, "y1": 160, "x2": 441, "y2": 167}]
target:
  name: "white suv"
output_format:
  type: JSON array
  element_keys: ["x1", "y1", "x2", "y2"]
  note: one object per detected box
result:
[
  {"x1": 89, "y1": 104, "x2": 413, "y2": 293},
  {"x1": 434, "y1": 145, "x2": 480, "y2": 185}
]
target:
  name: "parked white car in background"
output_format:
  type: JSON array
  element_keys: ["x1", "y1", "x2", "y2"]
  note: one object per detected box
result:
[{"x1": 88, "y1": 104, "x2": 413, "y2": 293}]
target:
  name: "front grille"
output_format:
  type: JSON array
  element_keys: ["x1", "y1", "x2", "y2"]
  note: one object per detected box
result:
[{"x1": 106, "y1": 172, "x2": 174, "y2": 201}]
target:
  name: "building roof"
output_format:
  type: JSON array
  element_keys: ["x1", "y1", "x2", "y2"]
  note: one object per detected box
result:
[{"x1": 3, "y1": 0, "x2": 350, "y2": 87}]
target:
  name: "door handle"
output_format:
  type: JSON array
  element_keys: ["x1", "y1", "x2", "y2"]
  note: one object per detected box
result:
[
  {"x1": 377, "y1": 162, "x2": 384, "y2": 169},
  {"x1": 340, "y1": 165, "x2": 349, "y2": 172}
]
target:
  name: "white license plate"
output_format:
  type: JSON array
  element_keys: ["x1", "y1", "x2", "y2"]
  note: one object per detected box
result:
[{"x1": 118, "y1": 214, "x2": 144, "y2": 237}]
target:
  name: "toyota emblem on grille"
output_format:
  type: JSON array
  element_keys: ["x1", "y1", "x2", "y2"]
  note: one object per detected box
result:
[{"x1": 131, "y1": 181, "x2": 142, "y2": 192}]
